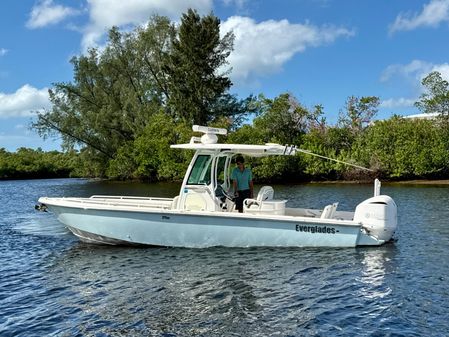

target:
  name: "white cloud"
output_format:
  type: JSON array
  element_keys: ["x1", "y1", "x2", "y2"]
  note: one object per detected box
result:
[
  {"x1": 0, "y1": 85, "x2": 51, "y2": 118},
  {"x1": 0, "y1": 133, "x2": 60, "y2": 151},
  {"x1": 431, "y1": 63, "x2": 449, "y2": 80},
  {"x1": 381, "y1": 59, "x2": 449, "y2": 83},
  {"x1": 389, "y1": 0, "x2": 449, "y2": 34},
  {"x1": 380, "y1": 60, "x2": 449, "y2": 110},
  {"x1": 381, "y1": 60, "x2": 432, "y2": 83},
  {"x1": 82, "y1": 0, "x2": 213, "y2": 50},
  {"x1": 380, "y1": 97, "x2": 416, "y2": 109},
  {"x1": 222, "y1": 0, "x2": 248, "y2": 10},
  {"x1": 0, "y1": 48, "x2": 7, "y2": 56},
  {"x1": 221, "y1": 16, "x2": 355, "y2": 83},
  {"x1": 26, "y1": 0, "x2": 80, "y2": 29}
]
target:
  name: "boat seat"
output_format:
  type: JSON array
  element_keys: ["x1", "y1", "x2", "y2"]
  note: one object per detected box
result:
[
  {"x1": 243, "y1": 187, "x2": 286, "y2": 215},
  {"x1": 257, "y1": 186, "x2": 274, "y2": 201},
  {"x1": 321, "y1": 202, "x2": 338, "y2": 219},
  {"x1": 243, "y1": 186, "x2": 275, "y2": 210},
  {"x1": 184, "y1": 193, "x2": 207, "y2": 211}
]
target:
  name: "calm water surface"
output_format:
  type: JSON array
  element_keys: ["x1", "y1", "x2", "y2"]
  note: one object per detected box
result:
[{"x1": 1, "y1": 179, "x2": 448, "y2": 336}]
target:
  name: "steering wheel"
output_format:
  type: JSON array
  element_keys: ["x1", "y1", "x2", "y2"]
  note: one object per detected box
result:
[{"x1": 215, "y1": 184, "x2": 234, "y2": 201}]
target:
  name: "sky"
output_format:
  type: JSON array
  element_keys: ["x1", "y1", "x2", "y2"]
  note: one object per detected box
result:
[{"x1": 1, "y1": 0, "x2": 449, "y2": 151}]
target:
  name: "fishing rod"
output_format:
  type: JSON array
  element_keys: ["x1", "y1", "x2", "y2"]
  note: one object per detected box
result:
[{"x1": 284, "y1": 145, "x2": 374, "y2": 172}]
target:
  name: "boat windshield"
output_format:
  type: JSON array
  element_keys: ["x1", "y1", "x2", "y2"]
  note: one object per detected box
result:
[
  {"x1": 187, "y1": 155, "x2": 212, "y2": 185},
  {"x1": 216, "y1": 156, "x2": 227, "y2": 186}
]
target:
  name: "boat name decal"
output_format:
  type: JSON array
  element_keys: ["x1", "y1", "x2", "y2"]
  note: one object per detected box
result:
[{"x1": 295, "y1": 225, "x2": 337, "y2": 234}]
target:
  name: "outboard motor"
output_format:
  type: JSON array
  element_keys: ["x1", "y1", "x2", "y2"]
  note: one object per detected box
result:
[{"x1": 354, "y1": 195, "x2": 397, "y2": 242}]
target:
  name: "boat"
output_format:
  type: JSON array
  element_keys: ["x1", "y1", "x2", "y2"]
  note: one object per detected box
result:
[{"x1": 37, "y1": 125, "x2": 397, "y2": 248}]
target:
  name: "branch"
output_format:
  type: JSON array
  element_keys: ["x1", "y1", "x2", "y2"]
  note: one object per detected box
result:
[
  {"x1": 37, "y1": 115, "x2": 115, "y2": 159},
  {"x1": 59, "y1": 84, "x2": 103, "y2": 110},
  {"x1": 144, "y1": 56, "x2": 170, "y2": 100}
]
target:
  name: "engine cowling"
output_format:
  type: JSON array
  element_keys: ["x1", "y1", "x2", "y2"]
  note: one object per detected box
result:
[{"x1": 354, "y1": 195, "x2": 397, "y2": 242}]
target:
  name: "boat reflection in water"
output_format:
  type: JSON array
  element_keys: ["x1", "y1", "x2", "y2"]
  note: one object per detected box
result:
[
  {"x1": 43, "y1": 242, "x2": 400, "y2": 335},
  {"x1": 357, "y1": 245, "x2": 397, "y2": 300}
]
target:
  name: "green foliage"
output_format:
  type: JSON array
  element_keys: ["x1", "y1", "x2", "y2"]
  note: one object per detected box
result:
[
  {"x1": 228, "y1": 92, "x2": 449, "y2": 182},
  {"x1": 27, "y1": 13, "x2": 449, "y2": 184},
  {"x1": 250, "y1": 156, "x2": 305, "y2": 183},
  {"x1": 0, "y1": 148, "x2": 80, "y2": 179},
  {"x1": 228, "y1": 93, "x2": 321, "y2": 181},
  {"x1": 106, "y1": 112, "x2": 192, "y2": 181},
  {"x1": 415, "y1": 71, "x2": 449, "y2": 117},
  {"x1": 252, "y1": 93, "x2": 325, "y2": 144},
  {"x1": 351, "y1": 117, "x2": 449, "y2": 179},
  {"x1": 33, "y1": 17, "x2": 175, "y2": 162},
  {"x1": 301, "y1": 127, "x2": 348, "y2": 178},
  {"x1": 338, "y1": 96, "x2": 380, "y2": 133},
  {"x1": 31, "y1": 10, "x2": 251, "y2": 179},
  {"x1": 228, "y1": 93, "x2": 324, "y2": 143},
  {"x1": 164, "y1": 9, "x2": 235, "y2": 125}
]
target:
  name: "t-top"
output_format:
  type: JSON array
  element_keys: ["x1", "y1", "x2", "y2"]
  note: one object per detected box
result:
[{"x1": 231, "y1": 167, "x2": 253, "y2": 191}]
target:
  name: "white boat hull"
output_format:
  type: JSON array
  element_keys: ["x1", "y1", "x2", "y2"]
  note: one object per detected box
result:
[
  {"x1": 36, "y1": 127, "x2": 399, "y2": 248},
  {"x1": 40, "y1": 198, "x2": 386, "y2": 248}
]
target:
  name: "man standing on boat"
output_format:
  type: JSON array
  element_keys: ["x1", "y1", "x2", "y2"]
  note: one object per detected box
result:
[{"x1": 232, "y1": 155, "x2": 254, "y2": 213}]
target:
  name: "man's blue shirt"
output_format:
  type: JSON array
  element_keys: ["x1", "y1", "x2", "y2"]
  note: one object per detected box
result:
[{"x1": 231, "y1": 167, "x2": 252, "y2": 191}]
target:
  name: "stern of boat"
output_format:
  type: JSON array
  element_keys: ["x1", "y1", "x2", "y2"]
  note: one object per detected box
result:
[{"x1": 354, "y1": 195, "x2": 397, "y2": 244}]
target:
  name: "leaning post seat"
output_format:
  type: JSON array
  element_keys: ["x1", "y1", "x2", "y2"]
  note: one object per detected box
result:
[
  {"x1": 257, "y1": 186, "x2": 274, "y2": 201},
  {"x1": 243, "y1": 185, "x2": 275, "y2": 207},
  {"x1": 243, "y1": 186, "x2": 286, "y2": 215}
]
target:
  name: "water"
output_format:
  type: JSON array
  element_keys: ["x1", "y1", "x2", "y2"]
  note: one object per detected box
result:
[{"x1": 1, "y1": 179, "x2": 449, "y2": 336}]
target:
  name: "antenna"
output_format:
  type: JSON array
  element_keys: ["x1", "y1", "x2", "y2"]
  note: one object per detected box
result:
[
  {"x1": 192, "y1": 125, "x2": 227, "y2": 135},
  {"x1": 191, "y1": 125, "x2": 227, "y2": 144}
]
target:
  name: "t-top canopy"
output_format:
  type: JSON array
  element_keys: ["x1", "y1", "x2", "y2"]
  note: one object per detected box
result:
[
  {"x1": 171, "y1": 125, "x2": 297, "y2": 156},
  {"x1": 170, "y1": 143, "x2": 297, "y2": 157}
]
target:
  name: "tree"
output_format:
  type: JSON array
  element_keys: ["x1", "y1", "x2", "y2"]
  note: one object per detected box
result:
[
  {"x1": 351, "y1": 117, "x2": 449, "y2": 178},
  {"x1": 106, "y1": 112, "x2": 192, "y2": 181},
  {"x1": 33, "y1": 17, "x2": 176, "y2": 163},
  {"x1": 228, "y1": 93, "x2": 324, "y2": 182},
  {"x1": 32, "y1": 16, "x2": 180, "y2": 176},
  {"x1": 415, "y1": 71, "x2": 449, "y2": 117},
  {"x1": 252, "y1": 93, "x2": 324, "y2": 144},
  {"x1": 164, "y1": 9, "x2": 235, "y2": 125},
  {"x1": 0, "y1": 148, "x2": 80, "y2": 179},
  {"x1": 338, "y1": 96, "x2": 380, "y2": 134},
  {"x1": 32, "y1": 11, "x2": 249, "y2": 179}
]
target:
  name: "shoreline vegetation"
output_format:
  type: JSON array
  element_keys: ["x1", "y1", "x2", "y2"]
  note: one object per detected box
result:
[
  {"x1": 2, "y1": 160, "x2": 449, "y2": 186},
  {"x1": 0, "y1": 148, "x2": 81, "y2": 180},
  {"x1": 309, "y1": 180, "x2": 449, "y2": 185},
  {"x1": 1, "y1": 146, "x2": 449, "y2": 185},
  {"x1": 6, "y1": 10, "x2": 449, "y2": 183}
]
